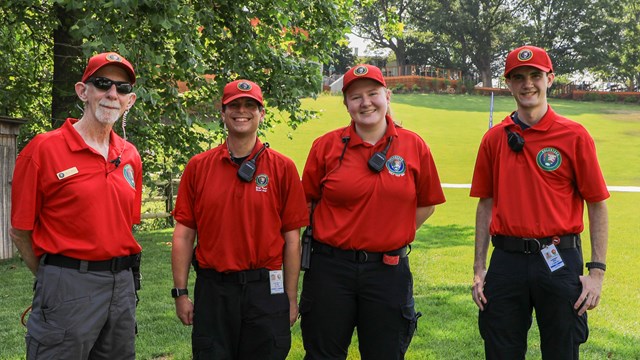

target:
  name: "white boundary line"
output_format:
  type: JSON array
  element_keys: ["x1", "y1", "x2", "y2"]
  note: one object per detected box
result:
[{"x1": 441, "y1": 184, "x2": 640, "y2": 193}]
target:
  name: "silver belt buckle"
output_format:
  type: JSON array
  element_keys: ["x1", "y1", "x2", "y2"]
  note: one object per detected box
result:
[{"x1": 523, "y1": 238, "x2": 541, "y2": 254}]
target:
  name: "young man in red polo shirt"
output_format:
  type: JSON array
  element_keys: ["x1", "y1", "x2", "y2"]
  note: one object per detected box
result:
[
  {"x1": 11, "y1": 52, "x2": 142, "y2": 359},
  {"x1": 171, "y1": 79, "x2": 307, "y2": 359},
  {"x1": 470, "y1": 46, "x2": 609, "y2": 359}
]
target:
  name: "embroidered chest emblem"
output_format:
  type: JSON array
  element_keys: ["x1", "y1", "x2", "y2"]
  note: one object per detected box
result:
[
  {"x1": 536, "y1": 147, "x2": 562, "y2": 171},
  {"x1": 255, "y1": 174, "x2": 269, "y2": 192},
  {"x1": 386, "y1": 155, "x2": 406, "y2": 176},
  {"x1": 123, "y1": 164, "x2": 136, "y2": 189}
]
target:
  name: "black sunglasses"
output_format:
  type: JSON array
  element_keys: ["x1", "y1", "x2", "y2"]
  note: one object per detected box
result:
[{"x1": 85, "y1": 77, "x2": 133, "y2": 94}]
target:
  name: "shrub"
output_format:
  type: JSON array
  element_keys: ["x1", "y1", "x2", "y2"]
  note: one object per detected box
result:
[
  {"x1": 583, "y1": 92, "x2": 600, "y2": 102},
  {"x1": 602, "y1": 93, "x2": 617, "y2": 102},
  {"x1": 430, "y1": 78, "x2": 439, "y2": 92},
  {"x1": 464, "y1": 80, "x2": 475, "y2": 94},
  {"x1": 393, "y1": 83, "x2": 406, "y2": 93},
  {"x1": 411, "y1": 84, "x2": 421, "y2": 93},
  {"x1": 623, "y1": 95, "x2": 639, "y2": 104}
]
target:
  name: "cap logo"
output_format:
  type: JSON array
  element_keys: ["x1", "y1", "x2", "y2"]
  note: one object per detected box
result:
[
  {"x1": 106, "y1": 53, "x2": 124, "y2": 63},
  {"x1": 237, "y1": 81, "x2": 253, "y2": 92},
  {"x1": 517, "y1": 49, "x2": 533, "y2": 62},
  {"x1": 354, "y1": 66, "x2": 369, "y2": 77}
]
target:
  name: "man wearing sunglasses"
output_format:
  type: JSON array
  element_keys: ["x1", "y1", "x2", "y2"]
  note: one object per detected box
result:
[{"x1": 10, "y1": 52, "x2": 143, "y2": 359}]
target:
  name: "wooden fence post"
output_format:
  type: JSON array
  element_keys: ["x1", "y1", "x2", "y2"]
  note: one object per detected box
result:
[{"x1": 1, "y1": 116, "x2": 27, "y2": 260}]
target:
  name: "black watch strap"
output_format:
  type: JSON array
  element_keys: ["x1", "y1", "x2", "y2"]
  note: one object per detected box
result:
[
  {"x1": 585, "y1": 262, "x2": 606, "y2": 271},
  {"x1": 171, "y1": 288, "x2": 188, "y2": 298}
]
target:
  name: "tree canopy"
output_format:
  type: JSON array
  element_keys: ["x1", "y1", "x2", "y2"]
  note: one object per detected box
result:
[
  {"x1": 1, "y1": 0, "x2": 353, "y2": 182},
  {"x1": 2, "y1": 0, "x2": 639, "y2": 189},
  {"x1": 352, "y1": 0, "x2": 638, "y2": 89}
]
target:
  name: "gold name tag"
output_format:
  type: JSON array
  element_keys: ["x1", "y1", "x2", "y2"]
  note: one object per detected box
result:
[{"x1": 57, "y1": 167, "x2": 79, "y2": 180}]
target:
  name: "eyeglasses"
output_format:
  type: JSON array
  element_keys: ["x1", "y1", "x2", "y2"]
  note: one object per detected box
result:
[{"x1": 85, "y1": 77, "x2": 133, "y2": 94}]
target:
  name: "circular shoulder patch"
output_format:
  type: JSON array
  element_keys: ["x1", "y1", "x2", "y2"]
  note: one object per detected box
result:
[
  {"x1": 386, "y1": 155, "x2": 406, "y2": 176},
  {"x1": 123, "y1": 164, "x2": 136, "y2": 189},
  {"x1": 536, "y1": 147, "x2": 562, "y2": 171},
  {"x1": 517, "y1": 49, "x2": 533, "y2": 62},
  {"x1": 353, "y1": 66, "x2": 369, "y2": 77},
  {"x1": 237, "y1": 81, "x2": 252, "y2": 91}
]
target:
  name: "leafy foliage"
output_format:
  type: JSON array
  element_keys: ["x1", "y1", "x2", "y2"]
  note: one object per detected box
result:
[
  {"x1": 510, "y1": 0, "x2": 624, "y2": 76},
  {"x1": 591, "y1": 0, "x2": 640, "y2": 90},
  {"x1": 354, "y1": 0, "x2": 637, "y2": 90},
  {"x1": 409, "y1": 0, "x2": 522, "y2": 87},
  {"x1": 323, "y1": 39, "x2": 357, "y2": 75},
  {"x1": 1, "y1": 0, "x2": 353, "y2": 184},
  {"x1": 353, "y1": 0, "x2": 413, "y2": 73}
]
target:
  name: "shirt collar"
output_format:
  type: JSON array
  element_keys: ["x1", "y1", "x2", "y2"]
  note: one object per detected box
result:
[{"x1": 61, "y1": 118, "x2": 125, "y2": 154}]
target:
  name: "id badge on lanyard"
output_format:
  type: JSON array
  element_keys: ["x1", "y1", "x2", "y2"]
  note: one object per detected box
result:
[{"x1": 541, "y1": 244, "x2": 565, "y2": 272}]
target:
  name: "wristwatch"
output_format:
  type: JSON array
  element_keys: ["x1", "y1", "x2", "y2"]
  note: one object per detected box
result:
[
  {"x1": 171, "y1": 288, "x2": 188, "y2": 298},
  {"x1": 585, "y1": 262, "x2": 606, "y2": 271}
]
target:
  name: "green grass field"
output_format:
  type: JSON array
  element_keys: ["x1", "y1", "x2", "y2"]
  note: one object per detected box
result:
[{"x1": 1, "y1": 94, "x2": 639, "y2": 359}]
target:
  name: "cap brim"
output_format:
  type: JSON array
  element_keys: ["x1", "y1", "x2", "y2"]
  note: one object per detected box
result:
[
  {"x1": 222, "y1": 94, "x2": 263, "y2": 106},
  {"x1": 505, "y1": 64, "x2": 552, "y2": 77},
  {"x1": 342, "y1": 78, "x2": 386, "y2": 92},
  {"x1": 84, "y1": 63, "x2": 136, "y2": 84}
]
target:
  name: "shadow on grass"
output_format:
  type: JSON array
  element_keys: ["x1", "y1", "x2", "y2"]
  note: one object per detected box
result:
[
  {"x1": 391, "y1": 93, "x2": 640, "y2": 118},
  {"x1": 392, "y1": 93, "x2": 513, "y2": 114}
]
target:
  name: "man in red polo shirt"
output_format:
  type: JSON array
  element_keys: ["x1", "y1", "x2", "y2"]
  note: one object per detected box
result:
[
  {"x1": 470, "y1": 46, "x2": 609, "y2": 359},
  {"x1": 171, "y1": 79, "x2": 307, "y2": 359},
  {"x1": 11, "y1": 52, "x2": 142, "y2": 359}
]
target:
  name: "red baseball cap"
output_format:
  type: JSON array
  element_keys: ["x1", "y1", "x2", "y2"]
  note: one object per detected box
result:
[
  {"x1": 504, "y1": 46, "x2": 553, "y2": 78},
  {"x1": 222, "y1": 80, "x2": 263, "y2": 106},
  {"x1": 342, "y1": 64, "x2": 387, "y2": 92},
  {"x1": 82, "y1": 52, "x2": 136, "y2": 84}
]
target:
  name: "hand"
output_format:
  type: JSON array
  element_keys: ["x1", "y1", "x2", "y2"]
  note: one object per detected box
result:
[
  {"x1": 574, "y1": 270, "x2": 604, "y2": 316},
  {"x1": 471, "y1": 271, "x2": 488, "y2": 311},
  {"x1": 289, "y1": 300, "x2": 299, "y2": 327},
  {"x1": 175, "y1": 296, "x2": 194, "y2": 326}
]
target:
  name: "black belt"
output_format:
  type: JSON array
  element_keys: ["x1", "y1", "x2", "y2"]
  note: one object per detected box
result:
[
  {"x1": 312, "y1": 241, "x2": 408, "y2": 263},
  {"x1": 196, "y1": 268, "x2": 268, "y2": 284},
  {"x1": 43, "y1": 253, "x2": 140, "y2": 272},
  {"x1": 492, "y1": 234, "x2": 580, "y2": 254}
]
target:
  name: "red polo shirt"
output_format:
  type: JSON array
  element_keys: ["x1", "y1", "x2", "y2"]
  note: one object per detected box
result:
[
  {"x1": 11, "y1": 118, "x2": 143, "y2": 260},
  {"x1": 302, "y1": 116, "x2": 446, "y2": 252},
  {"x1": 173, "y1": 139, "x2": 308, "y2": 272},
  {"x1": 470, "y1": 106, "x2": 610, "y2": 237}
]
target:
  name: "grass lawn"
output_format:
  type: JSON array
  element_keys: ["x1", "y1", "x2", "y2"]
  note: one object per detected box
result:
[{"x1": 1, "y1": 94, "x2": 639, "y2": 359}]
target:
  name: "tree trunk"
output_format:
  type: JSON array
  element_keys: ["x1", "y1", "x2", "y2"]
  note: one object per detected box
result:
[
  {"x1": 51, "y1": 4, "x2": 83, "y2": 128},
  {"x1": 480, "y1": 68, "x2": 492, "y2": 89},
  {"x1": 395, "y1": 39, "x2": 407, "y2": 76}
]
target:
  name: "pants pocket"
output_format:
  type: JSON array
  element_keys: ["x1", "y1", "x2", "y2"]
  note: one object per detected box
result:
[
  {"x1": 399, "y1": 300, "x2": 421, "y2": 354},
  {"x1": 26, "y1": 314, "x2": 66, "y2": 360},
  {"x1": 192, "y1": 335, "x2": 214, "y2": 359}
]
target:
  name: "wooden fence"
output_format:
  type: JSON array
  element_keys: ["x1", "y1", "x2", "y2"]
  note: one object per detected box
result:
[{"x1": 140, "y1": 177, "x2": 180, "y2": 225}]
